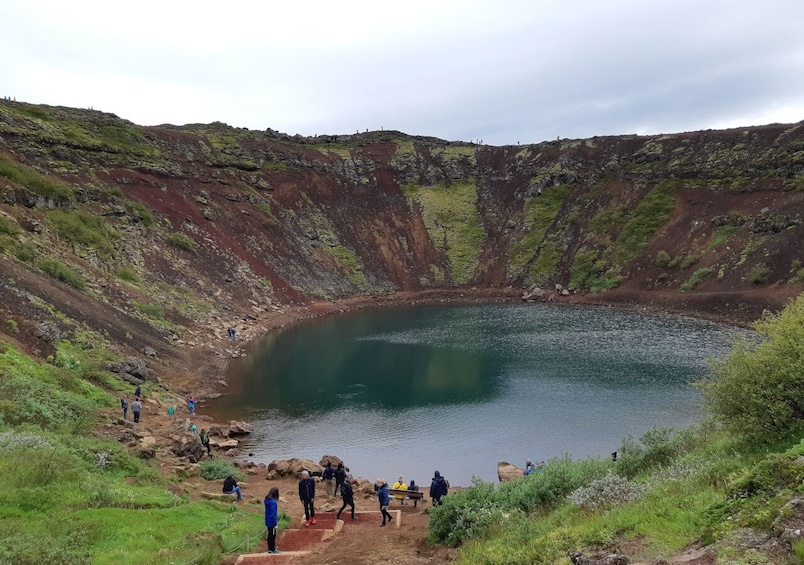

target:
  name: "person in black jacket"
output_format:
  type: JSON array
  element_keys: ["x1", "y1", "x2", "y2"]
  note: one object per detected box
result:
[
  {"x1": 336, "y1": 478, "x2": 357, "y2": 520},
  {"x1": 430, "y1": 470, "x2": 448, "y2": 506},
  {"x1": 333, "y1": 462, "x2": 346, "y2": 498},
  {"x1": 322, "y1": 461, "x2": 335, "y2": 497},
  {"x1": 298, "y1": 470, "x2": 316, "y2": 526},
  {"x1": 223, "y1": 474, "x2": 242, "y2": 500}
]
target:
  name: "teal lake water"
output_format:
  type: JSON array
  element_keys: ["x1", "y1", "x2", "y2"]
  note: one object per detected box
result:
[{"x1": 207, "y1": 303, "x2": 747, "y2": 485}]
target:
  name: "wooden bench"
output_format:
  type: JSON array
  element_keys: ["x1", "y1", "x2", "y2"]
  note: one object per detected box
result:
[{"x1": 388, "y1": 488, "x2": 427, "y2": 505}]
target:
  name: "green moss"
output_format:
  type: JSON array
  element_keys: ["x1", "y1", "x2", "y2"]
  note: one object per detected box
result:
[
  {"x1": 612, "y1": 180, "x2": 677, "y2": 265},
  {"x1": 37, "y1": 259, "x2": 86, "y2": 290},
  {"x1": 0, "y1": 153, "x2": 74, "y2": 203},
  {"x1": 507, "y1": 185, "x2": 571, "y2": 282},
  {"x1": 325, "y1": 245, "x2": 367, "y2": 287},
  {"x1": 47, "y1": 210, "x2": 117, "y2": 259},
  {"x1": 403, "y1": 180, "x2": 486, "y2": 284},
  {"x1": 707, "y1": 225, "x2": 739, "y2": 250},
  {"x1": 167, "y1": 232, "x2": 197, "y2": 253}
]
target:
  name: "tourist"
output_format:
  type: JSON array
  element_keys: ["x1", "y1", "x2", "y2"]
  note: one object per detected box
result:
[
  {"x1": 375, "y1": 478, "x2": 393, "y2": 526},
  {"x1": 298, "y1": 470, "x2": 316, "y2": 526},
  {"x1": 392, "y1": 475, "x2": 407, "y2": 505},
  {"x1": 167, "y1": 405, "x2": 175, "y2": 417},
  {"x1": 264, "y1": 487, "x2": 280, "y2": 554},
  {"x1": 524, "y1": 459, "x2": 534, "y2": 475},
  {"x1": 334, "y1": 462, "x2": 346, "y2": 498},
  {"x1": 223, "y1": 474, "x2": 242, "y2": 500},
  {"x1": 134, "y1": 385, "x2": 141, "y2": 398},
  {"x1": 190, "y1": 423, "x2": 198, "y2": 435},
  {"x1": 120, "y1": 394, "x2": 128, "y2": 420},
  {"x1": 187, "y1": 396, "x2": 195, "y2": 415},
  {"x1": 430, "y1": 470, "x2": 448, "y2": 506},
  {"x1": 200, "y1": 428, "x2": 211, "y2": 457},
  {"x1": 131, "y1": 398, "x2": 142, "y2": 424},
  {"x1": 408, "y1": 479, "x2": 420, "y2": 508},
  {"x1": 336, "y1": 477, "x2": 356, "y2": 520},
  {"x1": 322, "y1": 461, "x2": 335, "y2": 497}
]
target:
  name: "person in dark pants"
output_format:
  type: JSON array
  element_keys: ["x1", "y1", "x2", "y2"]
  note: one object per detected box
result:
[
  {"x1": 134, "y1": 385, "x2": 141, "y2": 398},
  {"x1": 264, "y1": 487, "x2": 280, "y2": 554},
  {"x1": 375, "y1": 478, "x2": 393, "y2": 526},
  {"x1": 199, "y1": 429, "x2": 211, "y2": 457},
  {"x1": 336, "y1": 478, "x2": 356, "y2": 520},
  {"x1": 121, "y1": 395, "x2": 128, "y2": 420},
  {"x1": 430, "y1": 470, "x2": 449, "y2": 506},
  {"x1": 334, "y1": 462, "x2": 346, "y2": 497},
  {"x1": 298, "y1": 470, "x2": 316, "y2": 526},
  {"x1": 131, "y1": 398, "x2": 142, "y2": 424}
]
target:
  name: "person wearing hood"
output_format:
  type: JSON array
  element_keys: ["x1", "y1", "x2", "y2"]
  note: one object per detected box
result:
[
  {"x1": 298, "y1": 470, "x2": 316, "y2": 526},
  {"x1": 264, "y1": 487, "x2": 281, "y2": 554},
  {"x1": 374, "y1": 478, "x2": 393, "y2": 526},
  {"x1": 430, "y1": 470, "x2": 448, "y2": 506}
]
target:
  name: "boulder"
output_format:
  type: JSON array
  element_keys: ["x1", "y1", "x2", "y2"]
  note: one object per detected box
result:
[
  {"x1": 268, "y1": 458, "x2": 323, "y2": 477},
  {"x1": 170, "y1": 433, "x2": 206, "y2": 463},
  {"x1": 319, "y1": 455, "x2": 344, "y2": 468},
  {"x1": 227, "y1": 420, "x2": 255, "y2": 436},
  {"x1": 211, "y1": 438, "x2": 238, "y2": 449},
  {"x1": 497, "y1": 461, "x2": 525, "y2": 482}
]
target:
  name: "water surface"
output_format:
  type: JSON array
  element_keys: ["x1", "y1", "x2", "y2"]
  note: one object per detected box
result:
[{"x1": 208, "y1": 303, "x2": 746, "y2": 485}]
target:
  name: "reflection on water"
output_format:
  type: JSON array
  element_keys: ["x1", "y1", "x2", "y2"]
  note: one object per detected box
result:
[{"x1": 207, "y1": 303, "x2": 748, "y2": 485}]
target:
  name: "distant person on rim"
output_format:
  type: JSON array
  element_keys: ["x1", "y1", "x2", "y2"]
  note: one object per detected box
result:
[
  {"x1": 298, "y1": 470, "x2": 316, "y2": 526},
  {"x1": 430, "y1": 470, "x2": 449, "y2": 506}
]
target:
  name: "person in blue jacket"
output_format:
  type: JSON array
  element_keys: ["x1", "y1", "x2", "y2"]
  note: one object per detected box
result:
[
  {"x1": 430, "y1": 470, "x2": 449, "y2": 506},
  {"x1": 264, "y1": 487, "x2": 280, "y2": 554},
  {"x1": 374, "y1": 478, "x2": 393, "y2": 526}
]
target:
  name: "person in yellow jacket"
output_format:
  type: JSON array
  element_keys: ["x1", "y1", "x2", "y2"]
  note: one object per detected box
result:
[{"x1": 392, "y1": 475, "x2": 407, "y2": 505}]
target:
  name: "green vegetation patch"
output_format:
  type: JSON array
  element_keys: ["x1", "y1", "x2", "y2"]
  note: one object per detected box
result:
[
  {"x1": 168, "y1": 232, "x2": 197, "y2": 252},
  {"x1": 402, "y1": 180, "x2": 486, "y2": 284},
  {"x1": 47, "y1": 209, "x2": 117, "y2": 258},
  {"x1": 37, "y1": 259, "x2": 86, "y2": 291},
  {"x1": 0, "y1": 152, "x2": 74, "y2": 203},
  {"x1": 324, "y1": 245, "x2": 368, "y2": 288},
  {"x1": 680, "y1": 267, "x2": 713, "y2": 292},
  {"x1": 612, "y1": 180, "x2": 677, "y2": 265},
  {"x1": 507, "y1": 185, "x2": 570, "y2": 282}
]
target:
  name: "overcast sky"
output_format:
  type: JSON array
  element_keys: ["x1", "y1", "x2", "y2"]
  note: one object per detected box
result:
[{"x1": 1, "y1": 1, "x2": 803, "y2": 146}]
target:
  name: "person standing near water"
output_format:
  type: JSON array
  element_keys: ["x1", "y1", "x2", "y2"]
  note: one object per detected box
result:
[
  {"x1": 336, "y1": 477, "x2": 356, "y2": 520},
  {"x1": 322, "y1": 461, "x2": 335, "y2": 497},
  {"x1": 264, "y1": 487, "x2": 280, "y2": 554},
  {"x1": 375, "y1": 478, "x2": 393, "y2": 526},
  {"x1": 334, "y1": 462, "x2": 346, "y2": 498},
  {"x1": 430, "y1": 470, "x2": 448, "y2": 506},
  {"x1": 187, "y1": 396, "x2": 195, "y2": 415},
  {"x1": 298, "y1": 470, "x2": 316, "y2": 526}
]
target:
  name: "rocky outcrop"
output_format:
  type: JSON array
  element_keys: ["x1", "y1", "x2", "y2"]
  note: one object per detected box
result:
[
  {"x1": 267, "y1": 458, "x2": 324, "y2": 478},
  {"x1": 497, "y1": 461, "x2": 525, "y2": 482}
]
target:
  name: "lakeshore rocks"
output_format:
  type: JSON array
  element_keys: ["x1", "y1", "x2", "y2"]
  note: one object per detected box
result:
[
  {"x1": 268, "y1": 458, "x2": 324, "y2": 477},
  {"x1": 208, "y1": 420, "x2": 255, "y2": 438},
  {"x1": 497, "y1": 461, "x2": 525, "y2": 482}
]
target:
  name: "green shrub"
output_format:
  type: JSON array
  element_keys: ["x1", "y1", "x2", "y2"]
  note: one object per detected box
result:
[
  {"x1": 617, "y1": 427, "x2": 685, "y2": 478},
  {"x1": 199, "y1": 459, "x2": 238, "y2": 481},
  {"x1": 13, "y1": 242, "x2": 37, "y2": 262},
  {"x1": 37, "y1": 259, "x2": 86, "y2": 290},
  {"x1": 567, "y1": 474, "x2": 646, "y2": 508},
  {"x1": 0, "y1": 215, "x2": 21, "y2": 235},
  {"x1": 168, "y1": 232, "x2": 197, "y2": 252},
  {"x1": 698, "y1": 294, "x2": 804, "y2": 443},
  {"x1": 747, "y1": 266, "x2": 770, "y2": 285},
  {"x1": 130, "y1": 202, "x2": 155, "y2": 227},
  {"x1": 131, "y1": 300, "x2": 165, "y2": 320},
  {"x1": 114, "y1": 266, "x2": 139, "y2": 283},
  {"x1": 655, "y1": 250, "x2": 672, "y2": 268},
  {"x1": 680, "y1": 267, "x2": 712, "y2": 292}
]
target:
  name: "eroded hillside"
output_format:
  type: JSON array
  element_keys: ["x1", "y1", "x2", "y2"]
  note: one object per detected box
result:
[{"x1": 1, "y1": 99, "x2": 803, "y2": 367}]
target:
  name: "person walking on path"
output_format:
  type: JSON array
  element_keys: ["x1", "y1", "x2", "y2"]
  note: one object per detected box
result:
[
  {"x1": 322, "y1": 461, "x2": 335, "y2": 497},
  {"x1": 120, "y1": 395, "x2": 128, "y2": 420},
  {"x1": 375, "y1": 478, "x2": 393, "y2": 526},
  {"x1": 336, "y1": 478, "x2": 356, "y2": 521},
  {"x1": 393, "y1": 475, "x2": 408, "y2": 505},
  {"x1": 131, "y1": 398, "x2": 142, "y2": 424},
  {"x1": 298, "y1": 470, "x2": 316, "y2": 526},
  {"x1": 134, "y1": 385, "x2": 141, "y2": 398},
  {"x1": 223, "y1": 474, "x2": 242, "y2": 500},
  {"x1": 187, "y1": 396, "x2": 195, "y2": 415},
  {"x1": 264, "y1": 487, "x2": 281, "y2": 554},
  {"x1": 334, "y1": 462, "x2": 346, "y2": 498},
  {"x1": 199, "y1": 429, "x2": 211, "y2": 457},
  {"x1": 430, "y1": 470, "x2": 449, "y2": 506}
]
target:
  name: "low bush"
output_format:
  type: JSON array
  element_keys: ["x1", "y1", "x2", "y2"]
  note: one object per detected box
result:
[
  {"x1": 168, "y1": 232, "x2": 197, "y2": 252},
  {"x1": 568, "y1": 473, "x2": 646, "y2": 508},
  {"x1": 37, "y1": 259, "x2": 86, "y2": 290},
  {"x1": 680, "y1": 267, "x2": 712, "y2": 292},
  {"x1": 199, "y1": 459, "x2": 238, "y2": 481}
]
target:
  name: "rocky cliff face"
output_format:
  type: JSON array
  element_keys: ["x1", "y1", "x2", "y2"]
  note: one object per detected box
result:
[{"x1": 1, "y1": 99, "x2": 802, "y2": 364}]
